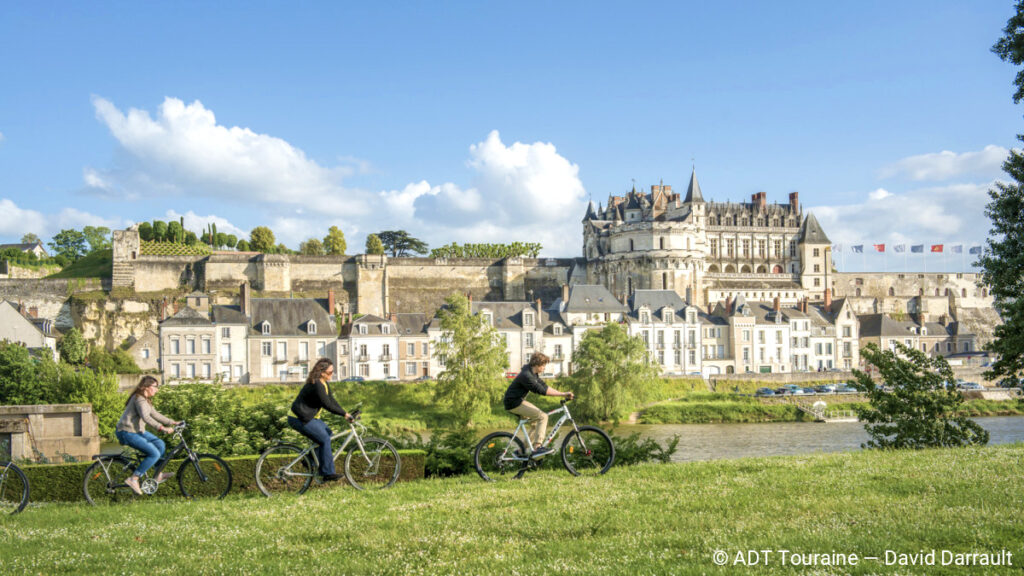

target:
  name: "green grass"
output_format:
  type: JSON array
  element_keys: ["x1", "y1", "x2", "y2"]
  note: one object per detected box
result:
[
  {"x1": 2, "y1": 444, "x2": 1021, "y2": 574},
  {"x1": 46, "y1": 249, "x2": 113, "y2": 279}
]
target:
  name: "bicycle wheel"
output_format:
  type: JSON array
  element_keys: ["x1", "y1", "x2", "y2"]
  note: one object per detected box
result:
[
  {"x1": 561, "y1": 426, "x2": 615, "y2": 476},
  {"x1": 0, "y1": 462, "x2": 29, "y2": 514},
  {"x1": 343, "y1": 438, "x2": 400, "y2": 490},
  {"x1": 474, "y1": 431, "x2": 526, "y2": 482},
  {"x1": 178, "y1": 454, "x2": 233, "y2": 500},
  {"x1": 255, "y1": 444, "x2": 314, "y2": 497},
  {"x1": 83, "y1": 458, "x2": 138, "y2": 505}
]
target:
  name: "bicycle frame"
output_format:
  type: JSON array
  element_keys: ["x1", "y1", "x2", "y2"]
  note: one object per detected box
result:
[
  {"x1": 276, "y1": 420, "x2": 375, "y2": 479},
  {"x1": 96, "y1": 427, "x2": 208, "y2": 487},
  {"x1": 505, "y1": 402, "x2": 581, "y2": 462}
]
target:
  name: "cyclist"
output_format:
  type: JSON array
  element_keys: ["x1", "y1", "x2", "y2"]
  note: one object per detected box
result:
[
  {"x1": 287, "y1": 358, "x2": 353, "y2": 482},
  {"x1": 503, "y1": 352, "x2": 574, "y2": 458},
  {"x1": 115, "y1": 375, "x2": 180, "y2": 495}
]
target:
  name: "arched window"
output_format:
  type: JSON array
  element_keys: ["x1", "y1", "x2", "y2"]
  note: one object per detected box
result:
[
  {"x1": 888, "y1": 287, "x2": 895, "y2": 297},
  {"x1": 740, "y1": 265, "x2": 752, "y2": 273},
  {"x1": 708, "y1": 264, "x2": 720, "y2": 273},
  {"x1": 659, "y1": 237, "x2": 665, "y2": 250},
  {"x1": 772, "y1": 265, "x2": 783, "y2": 274},
  {"x1": 855, "y1": 288, "x2": 862, "y2": 297},
  {"x1": 962, "y1": 288, "x2": 967, "y2": 297},
  {"x1": 307, "y1": 321, "x2": 317, "y2": 335},
  {"x1": 725, "y1": 264, "x2": 736, "y2": 273},
  {"x1": 756, "y1": 265, "x2": 767, "y2": 273}
]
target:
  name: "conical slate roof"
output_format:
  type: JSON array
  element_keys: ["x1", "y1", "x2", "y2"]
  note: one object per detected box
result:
[
  {"x1": 684, "y1": 169, "x2": 704, "y2": 203},
  {"x1": 799, "y1": 212, "x2": 831, "y2": 244},
  {"x1": 583, "y1": 201, "x2": 597, "y2": 221}
]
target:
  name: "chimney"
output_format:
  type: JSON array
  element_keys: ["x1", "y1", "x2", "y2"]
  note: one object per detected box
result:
[
  {"x1": 824, "y1": 288, "x2": 832, "y2": 312},
  {"x1": 773, "y1": 296, "x2": 781, "y2": 312},
  {"x1": 751, "y1": 192, "x2": 767, "y2": 212},
  {"x1": 17, "y1": 301, "x2": 25, "y2": 316},
  {"x1": 536, "y1": 298, "x2": 542, "y2": 314},
  {"x1": 789, "y1": 191, "x2": 799, "y2": 213},
  {"x1": 725, "y1": 296, "x2": 733, "y2": 315},
  {"x1": 29, "y1": 306, "x2": 38, "y2": 318},
  {"x1": 328, "y1": 289, "x2": 336, "y2": 315},
  {"x1": 562, "y1": 284, "x2": 569, "y2": 304},
  {"x1": 939, "y1": 313, "x2": 948, "y2": 326},
  {"x1": 389, "y1": 313, "x2": 397, "y2": 323},
  {"x1": 801, "y1": 296, "x2": 808, "y2": 314},
  {"x1": 240, "y1": 282, "x2": 251, "y2": 318}
]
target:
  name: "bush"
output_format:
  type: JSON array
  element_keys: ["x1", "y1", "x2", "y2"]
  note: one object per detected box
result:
[
  {"x1": 612, "y1": 432, "x2": 679, "y2": 465},
  {"x1": 88, "y1": 347, "x2": 141, "y2": 374},
  {"x1": 56, "y1": 366, "x2": 123, "y2": 438}
]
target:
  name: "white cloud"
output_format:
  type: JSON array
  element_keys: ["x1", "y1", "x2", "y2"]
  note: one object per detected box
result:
[
  {"x1": 384, "y1": 130, "x2": 588, "y2": 254},
  {"x1": 879, "y1": 145, "x2": 1008, "y2": 181},
  {"x1": 810, "y1": 181, "x2": 993, "y2": 252},
  {"x1": 0, "y1": 198, "x2": 120, "y2": 243},
  {"x1": 85, "y1": 96, "x2": 362, "y2": 215},
  {"x1": 0, "y1": 131, "x2": 5, "y2": 142}
]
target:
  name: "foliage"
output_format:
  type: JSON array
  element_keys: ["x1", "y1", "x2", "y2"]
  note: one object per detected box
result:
[
  {"x1": 138, "y1": 222, "x2": 154, "y2": 241},
  {"x1": 224, "y1": 234, "x2": 237, "y2": 249},
  {"x1": 59, "y1": 327, "x2": 88, "y2": 365},
  {"x1": 56, "y1": 365, "x2": 123, "y2": 438},
  {"x1": 852, "y1": 343, "x2": 989, "y2": 449},
  {"x1": 383, "y1": 428, "x2": 478, "y2": 477},
  {"x1": 82, "y1": 226, "x2": 112, "y2": 253},
  {"x1": 139, "y1": 241, "x2": 212, "y2": 256},
  {"x1": 430, "y1": 241, "x2": 543, "y2": 259},
  {"x1": 565, "y1": 322, "x2": 660, "y2": 423},
  {"x1": 249, "y1": 226, "x2": 276, "y2": 253},
  {"x1": 433, "y1": 293, "x2": 509, "y2": 428},
  {"x1": 611, "y1": 431, "x2": 679, "y2": 465},
  {"x1": 365, "y1": 233, "x2": 385, "y2": 255},
  {"x1": 167, "y1": 221, "x2": 183, "y2": 244},
  {"x1": 323, "y1": 225, "x2": 346, "y2": 255},
  {"x1": 88, "y1": 347, "x2": 141, "y2": 374},
  {"x1": 235, "y1": 239, "x2": 251, "y2": 251},
  {"x1": 48, "y1": 228, "x2": 88, "y2": 260},
  {"x1": 20, "y1": 232, "x2": 40, "y2": 244},
  {"x1": 299, "y1": 238, "x2": 326, "y2": 255},
  {"x1": 0, "y1": 341, "x2": 60, "y2": 405},
  {"x1": 184, "y1": 230, "x2": 198, "y2": 245},
  {"x1": 45, "y1": 249, "x2": 113, "y2": 278},
  {"x1": 376, "y1": 230, "x2": 428, "y2": 257},
  {"x1": 274, "y1": 243, "x2": 291, "y2": 254},
  {"x1": 0, "y1": 246, "x2": 64, "y2": 269},
  {"x1": 152, "y1": 220, "x2": 168, "y2": 241}
]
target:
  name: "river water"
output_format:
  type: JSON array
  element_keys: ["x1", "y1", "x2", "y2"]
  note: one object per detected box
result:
[{"x1": 611, "y1": 416, "x2": 1024, "y2": 463}]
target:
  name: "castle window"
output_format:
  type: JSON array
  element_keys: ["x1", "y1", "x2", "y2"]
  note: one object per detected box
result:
[
  {"x1": 659, "y1": 237, "x2": 665, "y2": 249},
  {"x1": 629, "y1": 239, "x2": 634, "y2": 251},
  {"x1": 888, "y1": 287, "x2": 895, "y2": 297},
  {"x1": 962, "y1": 288, "x2": 967, "y2": 297},
  {"x1": 524, "y1": 312, "x2": 534, "y2": 326}
]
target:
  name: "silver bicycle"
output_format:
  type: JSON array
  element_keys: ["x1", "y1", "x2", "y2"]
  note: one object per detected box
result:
[
  {"x1": 255, "y1": 405, "x2": 400, "y2": 495},
  {"x1": 474, "y1": 397, "x2": 615, "y2": 482}
]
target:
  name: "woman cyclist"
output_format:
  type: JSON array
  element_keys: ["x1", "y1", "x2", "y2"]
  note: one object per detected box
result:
[
  {"x1": 115, "y1": 375, "x2": 180, "y2": 495},
  {"x1": 287, "y1": 358, "x2": 353, "y2": 481}
]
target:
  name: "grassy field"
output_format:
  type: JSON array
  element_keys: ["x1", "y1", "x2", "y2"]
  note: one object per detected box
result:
[
  {"x1": 46, "y1": 249, "x2": 113, "y2": 279},
  {"x1": 1, "y1": 444, "x2": 1020, "y2": 575}
]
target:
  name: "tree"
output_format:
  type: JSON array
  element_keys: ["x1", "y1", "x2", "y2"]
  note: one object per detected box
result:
[
  {"x1": 982, "y1": 5, "x2": 1024, "y2": 386},
  {"x1": 225, "y1": 234, "x2": 238, "y2": 249},
  {"x1": 236, "y1": 239, "x2": 251, "y2": 252},
  {"x1": 82, "y1": 226, "x2": 112, "y2": 253},
  {"x1": 58, "y1": 327, "x2": 88, "y2": 365},
  {"x1": 376, "y1": 230, "x2": 428, "y2": 257},
  {"x1": 250, "y1": 227, "x2": 276, "y2": 253},
  {"x1": 167, "y1": 221, "x2": 183, "y2": 244},
  {"x1": 0, "y1": 341, "x2": 59, "y2": 405},
  {"x1": 365, "y1": 234, "x2": 385, "y2": 255},
  {"x1": 433, "y1": 293, "x2": 509, "y2": 427},
  {"x1": 215, "y1": 232, "x2": 228, "y2": 249},
  {"x1": 853, "y1": 343, "x2": 989, "y2": 448},
  {"x1": 20, "y1": 233, "x2": 40, "y2": 245},
  {"x1": 152, "y1": 220, "x2": 168, "y2": 242},
  {"x1": 323, "y1": 226, "x2": 347, "y2": 255},
  {"x1": 565, "y1": 322, "x2": 659, "y2": 422},
  {"x1": 184, "y1": 230, "x2": 199, "y2": 246},
  {"x1": 300, "y1": 238, "x2": 326, "y2": 255},
  {"x1": 48, "y1": 229, "x2": 88, "y2": 261},
  {"x1": 275, "y1": 243, "x2": 291, "y2": 254},
  {"x1": 138, "y1": 222, "x2": 154, "y2": 241}
]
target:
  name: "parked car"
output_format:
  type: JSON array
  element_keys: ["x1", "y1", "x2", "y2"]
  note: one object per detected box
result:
[
  {"x1": 341, "y1": 376, "x2": 365, "y2": 382},
  {"x1": 781, "y1": 384, "x2": 811, "y2": 396},
  {"x1": 774, "y1": 387, "x2": 791, "y2": 396},
  {"x1": 957, "y1": 381, "x2": 984, "y2": 390},
  {"x1": 834, "y1": 385, "x2": 858, "y2": 394},
  {"x1": 802, "y1": 387, "x2": 817, "y2": 395},
  {"x1": 814, "y1": 384, "x2": 837, "y2": 394},
  {"x1": 755, "y1": 388, "x2": 776, "y2": 397},
  {"x1": 383, "y1": 376, "x2": 398, "y2": 381},
  {"x1": 414, "y1": 375, "x2": 432, "y2": 382}
]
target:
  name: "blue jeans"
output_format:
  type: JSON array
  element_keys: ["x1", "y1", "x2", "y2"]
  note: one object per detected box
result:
[
  {"x1": 288, "y1": 416, "x2": 335, "y2": 476},
  {"x1": 115, "y1": 430, "x2": 165, "y2": 477}
]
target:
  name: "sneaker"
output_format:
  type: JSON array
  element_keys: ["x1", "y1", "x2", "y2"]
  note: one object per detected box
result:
[
  {"x1": 530, "y1": 446, "x2": 553, "y2": 459},
  {"x1": 155, "y1": 472, "x2": 175, "y2": 484},
  {"x1": 322, "y1": 473, "x2": 344, "y2": 482},
  {"x1": 124, "y1": 475, "x2": 143, "y2": 495}
]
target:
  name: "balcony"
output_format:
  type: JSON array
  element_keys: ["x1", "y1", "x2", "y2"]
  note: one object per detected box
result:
[
  {"x1": 673, "y1": 342, "x2": 681, "y2": 349},
  {"x1": 357, "y1": 355, "x2": 370, "y2": 362},
  {"x1": 552, "y1": 354, "x2": 565, "y2": 361},
  {"x1": 379, "y1": 354, "x2": 393, "y2": 362}
]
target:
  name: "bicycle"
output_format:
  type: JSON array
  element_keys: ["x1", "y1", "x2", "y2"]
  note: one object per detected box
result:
[
  {"x1": 255, "y1": 405, "x2": 400, "y2": 495},
  {"x1": 474, "y1": 397, "x2": 615, "y2": 482},
  {"x1": 0, "y1": 460, "x2": 29, "y2": 514},
  {"x1": 83, "y1": 422, "x2": 232, "y2": 505}
]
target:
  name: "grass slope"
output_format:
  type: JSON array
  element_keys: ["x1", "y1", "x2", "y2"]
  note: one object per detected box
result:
[
  {"x1": 46, "y1": 249, "x2": 113, "y2": 279},
  {"x1": 1, "y1": 444, "x2": 1021, "y2": 575}
]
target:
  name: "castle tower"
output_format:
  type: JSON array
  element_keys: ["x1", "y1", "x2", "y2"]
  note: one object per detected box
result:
[{"x1": 797, "y1": 212, "x2": 832, "y2": 299}]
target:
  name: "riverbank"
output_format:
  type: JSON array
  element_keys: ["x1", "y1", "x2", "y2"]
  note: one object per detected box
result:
[
  {"x1": 3, "y1": 444, "x2": 1021, "y2": 574},
  {"x1": 640, "y1": 393, "x2": 1024, "y2": 424}
]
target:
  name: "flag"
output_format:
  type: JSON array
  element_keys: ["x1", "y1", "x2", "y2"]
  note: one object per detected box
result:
[
  {"x1": 893, "y1": 244, "x2": 906, "y2": 253},
  {"x1": 911, "y1": 245, "x2": 924, "y2": 253},
  {"x1": 931, "y1": 244, "x2": 943, "y2": 253},
  {"x1": 950, "y1": 245, "x2": 963, "y2": 254},
  {"x1": 873, "y1": 244, "x2": 885, "y2": 253},
  {"x1": 851, "y1": 245, "x2": 864, "y2": 253},
  {"x1": 832, "y1": 244, "x2": 842, "y2": 253},
  {"x1": 969, "y1": 246, "x2": 983, "y2": 255}
]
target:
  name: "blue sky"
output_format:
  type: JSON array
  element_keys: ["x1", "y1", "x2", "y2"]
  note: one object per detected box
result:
[{"x1": 0, "y1": 1, "x2": 1019, "y2": 272}]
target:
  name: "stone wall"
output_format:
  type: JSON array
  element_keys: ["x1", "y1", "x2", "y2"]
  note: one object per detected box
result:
[
  {"x1": 0, "y1": 404, "x2": 100, "y2": 462},
  {"x1": 133, "y1": 256, "x2": 204, "y2": 292},
  {"x1": 833, "y1": 272, "x2": 992, "y2": 320}
]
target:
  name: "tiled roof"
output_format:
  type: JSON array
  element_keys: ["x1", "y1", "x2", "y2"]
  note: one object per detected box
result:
[
  {"x1": 161, "y1": 306, "x2": 213, "y2": 327},
  {"x1": 249, "y1": 299, "x2": 334, "y2": 336},
  {"x1": 565, "y1": 285, "x2": 626, "y2": 313}
]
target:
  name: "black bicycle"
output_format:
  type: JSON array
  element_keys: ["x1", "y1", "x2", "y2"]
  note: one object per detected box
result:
[
  {"x1": 83, "y1": 422, "x2": 232, "y2": 504},
  {"x1": 0, "y1": 460, "x2": 29, "y2": 514}
]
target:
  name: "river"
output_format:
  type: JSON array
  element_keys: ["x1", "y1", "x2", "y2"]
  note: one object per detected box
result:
[{"x1": 611, "y1": 416, "x2": 1024, "y2": 462}]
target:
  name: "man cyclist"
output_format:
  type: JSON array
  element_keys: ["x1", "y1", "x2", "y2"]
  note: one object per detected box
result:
[{"x1": 503, "y1": 352, "x2": 574, "y2": 458}]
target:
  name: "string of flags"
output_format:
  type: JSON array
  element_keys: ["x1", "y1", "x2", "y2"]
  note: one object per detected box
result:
[{"x1": 831, "y1": 244, "x2": 982, "y2": 255}]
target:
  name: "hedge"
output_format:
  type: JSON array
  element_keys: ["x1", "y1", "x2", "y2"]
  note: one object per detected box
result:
[{"x1": 17, "y1": 449, "x2": 426, "y2": 503}]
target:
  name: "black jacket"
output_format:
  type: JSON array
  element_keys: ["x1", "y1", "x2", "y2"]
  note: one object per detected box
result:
[
  {"x1": 503, "y1": 365, "x2": 548, "y2": 410},
  {"x1": 291, "y1": 379, "x2": 348, "y2": 423}
]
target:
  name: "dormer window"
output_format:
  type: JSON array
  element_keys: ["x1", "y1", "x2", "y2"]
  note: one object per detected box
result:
[
  {"x1": 640, "y1": 311, "x2": 650, "y2": 324},
  {"x1": 688, "y1": 312, "x2": 696, "y2": 324},
  {"x1": 483, "y1": 311, "x2": 493, "y2": 326},
  {"x1": 382, "y1": 324, "x2": 390, "y2": 335},
  {"x1": 261, "y1": 322, "x2": 271, "y2": 335},
  {"x1": 553, "y1": 325, "x2": 562, "y2": 336},
  {"x1": 358, "y1": 324, "x2": 368, "y2": 335},
  {"x1": 524, "y1": 313, "x2": 534, "y2": 326},
  {"x1": 307, "y1": 321, "x2": 317, "y2": 335},
  {"x1": 662, "y1": 310, "x2": 672, "y2": 323}
]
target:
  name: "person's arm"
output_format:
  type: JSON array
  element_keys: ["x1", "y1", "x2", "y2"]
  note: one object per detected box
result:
[
  {"x1": 136, "y1": 397, "x2": 175, "y2": 433},
  {"x1": 544, "y1": 386, "x2": 574, "y2": 399},
  {"x1": 314, "y1": 381, "x2": 349, "y2": 419}
]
